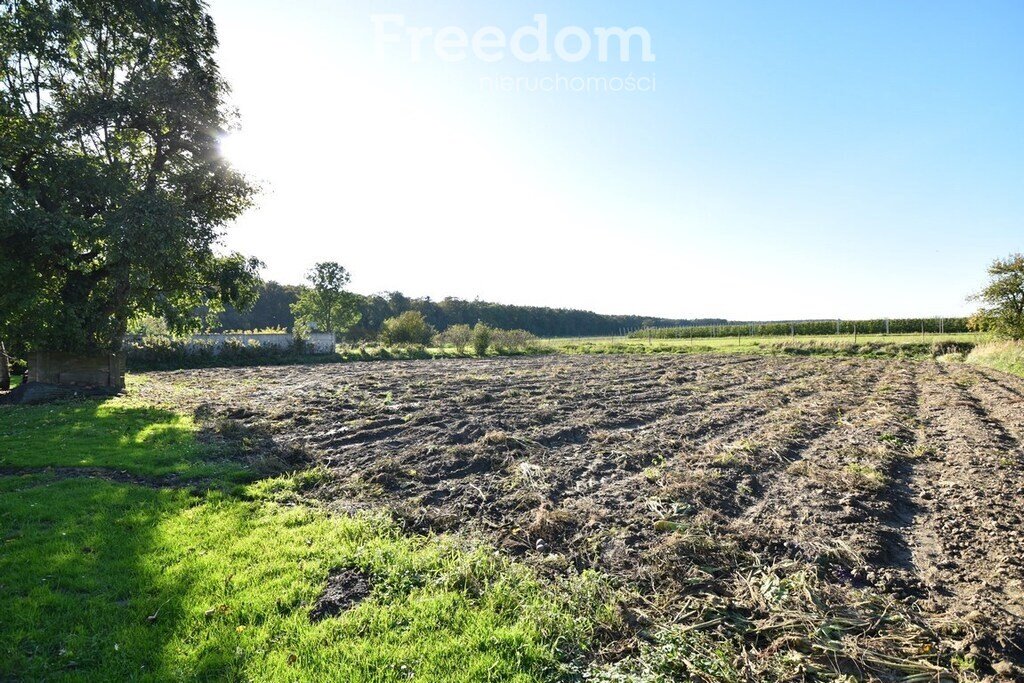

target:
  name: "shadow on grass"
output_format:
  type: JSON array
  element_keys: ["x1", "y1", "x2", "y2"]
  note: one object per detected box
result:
[
  {"x1": 0, "y1": 475, "x2": 196, "y2": 678},
  {"x1": 0, "y1": 398, "x2": 603, "y2": 681},
  {"x1": 0, "y1": 398, "x2": 305, "y2": 483}
]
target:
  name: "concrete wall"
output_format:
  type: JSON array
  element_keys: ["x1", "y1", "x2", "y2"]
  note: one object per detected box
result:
[
  {"x1": 187, "y1": 333, "x2": 336, "y2": 355},
  {"x1": 31, "y1": 351, "x2": 126, "y2": 389}
]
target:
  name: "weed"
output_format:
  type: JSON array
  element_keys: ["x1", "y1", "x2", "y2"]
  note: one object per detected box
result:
[{"x1": 843, "y1": 462, "x2": 888, "y2": 490}]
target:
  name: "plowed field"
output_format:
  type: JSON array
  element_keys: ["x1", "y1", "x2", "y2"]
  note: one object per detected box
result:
[{"x1": 140, "y1": 355, "x2": 1024, "y2": 680}]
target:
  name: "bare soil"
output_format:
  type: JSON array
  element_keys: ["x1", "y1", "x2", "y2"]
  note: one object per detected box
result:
[
  {"x1": 309, "y1": 567, "x2": 373, "y2": 622},
  {"x1": 137, "y1": 355, "x2": 1024, "y2": 680}
]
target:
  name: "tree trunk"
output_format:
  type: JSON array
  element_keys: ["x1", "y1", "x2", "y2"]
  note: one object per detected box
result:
[{"x1": 0, "y1": 341, "x2": 9, "y2": 391}]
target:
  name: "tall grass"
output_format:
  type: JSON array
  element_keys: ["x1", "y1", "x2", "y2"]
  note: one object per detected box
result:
[{"x1": 967, "y1": 341, "x2": 1024, "y2": 378}]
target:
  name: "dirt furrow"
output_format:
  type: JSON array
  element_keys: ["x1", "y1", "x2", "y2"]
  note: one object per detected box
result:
[
  {"x1": 952, "y1": 367, "x2": 1024, "y2": 458},
  {"x1": 908, "y1": 363, "x2": 1024, "y2": 669},
  {"x1": 735, "y1": 361, "x2": 915, "y2": 558}
]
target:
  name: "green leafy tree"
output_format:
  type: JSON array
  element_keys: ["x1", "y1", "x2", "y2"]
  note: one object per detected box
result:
[
  {"x1": 437, "y1": 324, "x2": 473, "y2": 354},
  {"x1": 472, "y1": 322, "x2": 493, "y2": 356},
  {"x1": 379, "y1": 311, "x2": 434, "y2": 347},
  {"x1": 218, "y1": 281, "x2": 303, "y2": 331},
  {"x1": 969, "y1": 254, "x2": 1024, "y2": 340},
  {"x1": 0, "y1": 0, "x2": 262, "y2": 354},
  {"x1": 290, "y1": 263, "x2": 361, "y2": 336}
]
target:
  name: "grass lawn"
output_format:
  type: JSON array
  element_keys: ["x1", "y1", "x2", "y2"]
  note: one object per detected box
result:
[
  {"x1": 0, "y1": 398, "x2": 618, "y2": 681},
  {"x1": 0, "y1": 397, "x2": 245, "y2": 480}
]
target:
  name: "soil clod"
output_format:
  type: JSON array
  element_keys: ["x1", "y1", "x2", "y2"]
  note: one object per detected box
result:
[{"x1": 309, "y1": 567, "x2": 373, "y2": 622}]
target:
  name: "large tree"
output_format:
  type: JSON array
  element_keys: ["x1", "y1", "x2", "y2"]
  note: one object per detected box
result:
[
  {"x1": 0, "y1": 0, "x2": 261, "y2": 355},
  {"x1": 970, "y1": 253, "x2": 1024, "y2": 340},
  {"x1": 290, "y1": 262, "x2": 361, "y2": 336}
]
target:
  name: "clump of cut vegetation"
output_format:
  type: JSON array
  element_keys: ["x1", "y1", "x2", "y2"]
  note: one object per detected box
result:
[
  {"x1": 786, "y1": 458, "x2": 888, "y2": 492},
  {"x1": 590, "y1": 555, "x2": 957, "y2": 683},
  {"x1": 843, "y1": 461, "x2": 888, "y2": 490}
]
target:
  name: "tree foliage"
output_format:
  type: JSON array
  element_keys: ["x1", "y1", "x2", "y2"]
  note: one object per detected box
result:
[
  {"x1": 219, "y1": 281, "x2": 303, "y2": 332},
  {"x1": 0, "y1": 0, "x2": 261, "y2": 353},
  {"x1": 290, "y1": 262, "x2": 360, "y2": 336},
  {"x1": 342, "y1": 293, "x2": 721, "y2": 340},
  {"x1": 215, "y1": 286, "x2": 725, "y2": 340},
  {"x1": 491, "y1": 328, "x2": 537, "y2": 353},
  {"x1": 969, "y1": 254, "x2": 1024, "y2": 340},
  {"x1": 435, "y1": 323, "x2": 472, "y2": 353},
  {"x1": 471, "y1": 322, "x2": 492, "y2": 356},
  {"x1": 379, "y1": 310, "x2": 434, "y2": 347}
]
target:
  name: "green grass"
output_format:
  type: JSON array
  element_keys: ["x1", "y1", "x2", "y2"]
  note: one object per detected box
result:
[
  {"x1": 0, "y1": 399, "x2": 619, "y2": 681},
  {"x1": 967, "y1": 340, "x2": 1024, "y2": 378},
  {"x1": 0, "y1": 397, "x2": 243, "y2": 479},
  {"x1": 546, "y1": 332, "x2": 985, "y2": 359}
]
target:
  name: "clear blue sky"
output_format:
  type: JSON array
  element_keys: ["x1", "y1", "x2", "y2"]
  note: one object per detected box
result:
[{"x1": 211, "y1": 0, "x2": 1023, "y2": 320}]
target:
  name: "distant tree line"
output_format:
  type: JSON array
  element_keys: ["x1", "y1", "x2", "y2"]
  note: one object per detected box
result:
[
  {"x1": 633, "y1": 318, "x2": 971, "y2": 340},
  {"x1": 216, "y1": 283, "x2": 724, "y2": 339}
]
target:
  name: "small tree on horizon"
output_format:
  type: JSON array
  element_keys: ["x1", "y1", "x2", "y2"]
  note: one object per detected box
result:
[
  {"x1": 290, "y1": 263, "x2": 361, "y2": 337},
  {"x1": 969, "y1": 254, "x2": 1024, "y2": 340}
]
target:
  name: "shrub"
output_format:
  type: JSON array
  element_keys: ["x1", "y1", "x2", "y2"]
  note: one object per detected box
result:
[
  {"x1": 125, "y1": 336, "x2": 309, "y2": 370},
  {"x1": 436, "y1": 324, "x2": 473, "y2": 354},
  {"x1": 492, "y1": 329, "x2": 538, "y2": 353},
  {"x1": 379, "y1": 311, "x2": 435, "y2": 347},
  {"x1": 472, "y1": 323, "x2": 493, "y2": 356}
]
